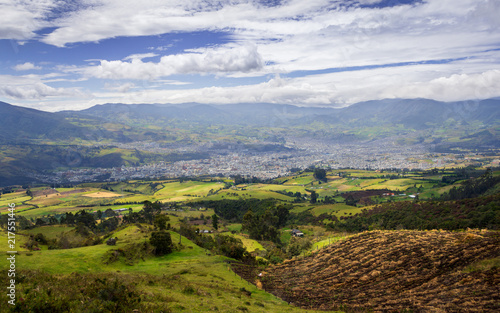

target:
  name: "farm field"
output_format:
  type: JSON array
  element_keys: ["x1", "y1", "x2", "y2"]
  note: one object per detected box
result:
[
  {"x1": 311, "y1": 203, "x2": 363, "y2": 217},
  {"x1": 0, "y1": 167, "x2": 498, "y2": 312}
]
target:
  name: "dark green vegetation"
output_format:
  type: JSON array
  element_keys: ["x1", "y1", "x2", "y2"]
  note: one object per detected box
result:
[
  {"x1": 331, "y1": 193, "x2": 500, "y2": 232},
  {"x1": 329, "y1": 171, "x2": 500, "y2": 232},
  {"x1": 0, "y1": 167, "x2": 499, "y2": 312}
]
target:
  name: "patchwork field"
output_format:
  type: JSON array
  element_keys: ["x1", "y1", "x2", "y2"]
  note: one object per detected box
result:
[{"x1": 0, "y1": 167, "x2": 498, "y2": 312}]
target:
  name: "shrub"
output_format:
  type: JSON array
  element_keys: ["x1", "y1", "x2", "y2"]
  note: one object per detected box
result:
[{"x1": 149, "y1": 231, "x2": 173, "y2": 256}]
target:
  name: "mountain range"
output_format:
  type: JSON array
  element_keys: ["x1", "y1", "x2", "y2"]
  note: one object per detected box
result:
[
  {"x1": 1, "y1": 98, "x2": 498, "y2": 143},
  {"x1": 60, "y1": 98, "x2": 500, "y2": 129},
  {"x1": 0, "y1": 98, "x2": 498, "y2": 186}
]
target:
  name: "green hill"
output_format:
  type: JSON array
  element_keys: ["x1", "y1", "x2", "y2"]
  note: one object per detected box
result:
[{"x1": 0, "y1": 224, "x2": 334, "y2": 313}]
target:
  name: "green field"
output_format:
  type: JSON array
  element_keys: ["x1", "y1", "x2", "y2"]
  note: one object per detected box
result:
[
  {"x1": 2, "y1": 168, "x2": 477, "y2": 221},
  {"x1": 21, "y1": 225, "x2": 75, "y2": 239},
  {"x1": 311, "y1": 203, "x2": 363, "y2": 217}
]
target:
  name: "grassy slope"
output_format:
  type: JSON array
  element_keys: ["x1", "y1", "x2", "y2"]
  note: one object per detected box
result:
[{"x1": 0, "y1": 225, "x2": 340, "y2": 313}]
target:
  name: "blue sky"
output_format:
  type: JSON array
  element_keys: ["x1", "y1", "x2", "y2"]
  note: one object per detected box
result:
[{"x1": 0, "y1": 0, "x2": 499, "y2": 111}]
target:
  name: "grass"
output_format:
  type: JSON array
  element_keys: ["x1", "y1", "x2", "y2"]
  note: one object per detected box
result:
[
  {"x1": 310, "y1": 234, "x2": 349, "y2": 251},
  {"x1": 464, "y1": 257, "x2": 500, "y2": 273},
  {"x1": 232, "y1": 234, "x2": 266, "y2": 253},
  {"x1": 20, "y1": 226, "x2": 75, "y2": 240},
  {"x1": 0, "y1": 224, "x2": 341, "y2": 313},
  {"x1": 311, "y1": 204, "x2": 363, "y2": 217},
  {"x1": 226, "y1": 223, "x2": 243, "y2": 232},
  {"x1": 155, "y1": 181, "x2": 223, "y2": 200}
]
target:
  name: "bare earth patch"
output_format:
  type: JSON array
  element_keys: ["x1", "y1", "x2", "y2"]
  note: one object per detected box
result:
[
  {"x1": 83, "y1": 191, "x2": 121, "y2": 198},
  {"x1": 260, "y1": 230, "x2": 500, "y2": 312}
]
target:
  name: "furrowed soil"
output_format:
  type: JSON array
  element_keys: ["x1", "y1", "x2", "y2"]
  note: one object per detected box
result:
[{"x1": 260, "y1": 230, "x2": 500, "y2": 312}]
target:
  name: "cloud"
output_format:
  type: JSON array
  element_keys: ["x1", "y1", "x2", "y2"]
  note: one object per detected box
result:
[
  {"x1": 0, "y1": 75, "x2": 87, "y2": 100},
  {"x1": 123, "y1": 53, "x2": 158, "y2": 61},
  {"x1": 387, "y1": 70, "x2": 500, "y2": 102},
  {"x1": 104, "y1": 82, "x2": 136, "y2": 93},
  {"x1": 3, "y1": 0, "x2": 500, "y2": 110},
  {"x1": 13, "y1": 62, "x2": 42, "y2": 71},
  {"x1": 82, "y1": 44, "x2": 263, "y2": 79},
  {"x1": 80, "y1": 64, "x2": 500, "y2": 109},
  {"x1": 0, "y1": 0, "x2": 55, "y2": 41}
]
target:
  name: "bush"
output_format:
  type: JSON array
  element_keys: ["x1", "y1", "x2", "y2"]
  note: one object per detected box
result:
[
  {"x1": 34, "y1": 233, "x2": 48, "y2": 245},
  {"x1": 150, "y1": 231, "x2": 173, "y2": 256}
]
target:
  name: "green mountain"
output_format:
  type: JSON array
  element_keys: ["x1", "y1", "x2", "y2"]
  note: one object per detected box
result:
[{"x1": 0, "y1": 101, "x2": 88, "y2": 143}]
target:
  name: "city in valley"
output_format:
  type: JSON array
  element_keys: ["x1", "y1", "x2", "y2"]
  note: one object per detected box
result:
[{"x1": 29, "y1": 138, "x2": 489, "y2": 184}]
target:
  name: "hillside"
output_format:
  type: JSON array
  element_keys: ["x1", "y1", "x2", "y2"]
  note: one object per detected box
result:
[
  {"x1": 331, "y1": 193, "x2": 500, "y2": 232},
  {"x1": 0, "y1": 98, "x2": 498, "y2": 186},
  {"x1": 0, "y1": 102, "x2": 88, "y2": 143},
  {"x1": 261, "y1": 230, "x2": 500, "y2": 312},
  {"x1": 321, "y1": 98, "x2": 500, "y2": 129},
  {"x1": 0, "y1": 224, "x2": 339, "y2": 313}
]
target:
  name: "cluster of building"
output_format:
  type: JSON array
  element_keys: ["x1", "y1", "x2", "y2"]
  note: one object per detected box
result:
[{"x1": 28, "y1": 137, "x2": 456, "y2": 184}]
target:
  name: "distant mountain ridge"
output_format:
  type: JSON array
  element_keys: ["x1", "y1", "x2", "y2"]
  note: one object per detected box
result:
[
  {"x1": 0, "y1": 101, "x2": 130, "y2": 144},
  {"x1": 326, "y1": 98, "x2": 500, "y2": 129},
  {"x1": 60, "y1": 98, "x2": 500, "y2": 129},
  {"x1": 1, "y1": 98, "x2": 498, "y2": 143}
]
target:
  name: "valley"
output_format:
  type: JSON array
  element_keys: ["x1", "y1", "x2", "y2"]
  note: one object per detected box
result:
[
  {"x1": 0, "y1": 99, "x2": 498, "y2": 187},
  {"x1": 0, "y1": 167, "x2": 499, "y2": 312}
]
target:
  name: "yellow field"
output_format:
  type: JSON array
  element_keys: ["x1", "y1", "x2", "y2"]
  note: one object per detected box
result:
[{"x1": 83, "y1": 191, "x2": 123, "y2": 198}]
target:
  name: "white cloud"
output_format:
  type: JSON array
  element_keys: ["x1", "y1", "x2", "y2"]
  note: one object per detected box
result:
[
  {"x1": 0, "y1": 0, "x2": 55, "y2": 41},
  {"x1": 387, "y1": 70, "x2": 500, "y2": 102},
  {"x1": 82, "y1": 44, "x2": 263, "y2": 79},
  {"x1": 3, "y1": 0, "x2": 500, "y2": 109},
  {"x1": 123, "y1": 53, "x2": 158, "y2": 61},
  {"x1": 0, "y1": 75, "x2": 88, "y2": 100},
  {"x1": 77, "y1": 64, "x2": 500, "y2": 108},
  {"x1": 13, "y1": 62, "x2": 42, "y2": 71}
]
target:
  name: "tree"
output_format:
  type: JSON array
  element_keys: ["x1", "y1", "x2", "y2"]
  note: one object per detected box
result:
[
  {"x1": 149, "y1": 231, "x2": 173, "y2": 256},
  {"x1": 310, "y1": 190, "x2": 317, "y2": 204},
  {"x1": 212, "y1": 214, "x2": 219, "y2": 230},
  {"x1": 324, "y1": 195, "x2": 335, "y2": 204},
  {"x1": 274, "y1": 204, "x2": 291, "y2": 227},
  {"x1": 154, "y1": 214, "x2": 170, "y2": 231},
  {"x1": 142, "y1": 200, "x2": 162, "y2": 223},
  {"x1": 75, "y1": 210, "x2": 96, "y2": 229},
  {"x1": 104, "y1": 208, "x2": 116, "y2": 218},
  {"x1": 345, "y1": 194, "x2": 358, "y2": 206},
  {"x1": 294, "y1": 192, "x2": 303, "y2": 203},
  {"x1": 313, "y1": 168, "x2": 327, "y2": 182}
]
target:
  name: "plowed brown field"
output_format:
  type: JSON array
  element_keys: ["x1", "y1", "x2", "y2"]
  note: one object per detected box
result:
[{"x1": 260, "y1": 230, "x2": 500, "y2": 312}]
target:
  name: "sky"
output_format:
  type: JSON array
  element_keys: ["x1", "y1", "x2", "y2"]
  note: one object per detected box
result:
[{"x1": 0, "y1": 0, "x2": 499, "y2": 112}]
